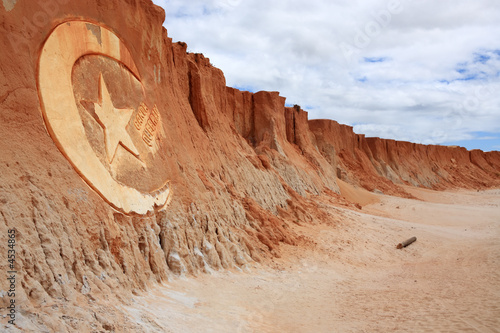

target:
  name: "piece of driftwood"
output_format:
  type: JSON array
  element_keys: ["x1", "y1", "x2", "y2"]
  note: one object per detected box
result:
[{"x1": 397, "y1": 236, "x2": 417, "y2": 249}]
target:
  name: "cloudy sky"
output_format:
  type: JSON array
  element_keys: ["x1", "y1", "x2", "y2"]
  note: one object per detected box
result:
[{"x1": 152, "y1": 0, "x2": 500, "y2": 152}]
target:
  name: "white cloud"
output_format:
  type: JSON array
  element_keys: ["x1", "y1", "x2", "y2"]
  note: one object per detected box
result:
[{"x1": 152, "y1": 0, "x2": 500, "y2": 151}]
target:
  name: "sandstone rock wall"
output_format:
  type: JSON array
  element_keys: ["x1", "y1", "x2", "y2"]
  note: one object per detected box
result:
[
  {"x1": 0, "y1": 0, "x2": 499, "y2": 330},
  {"x1": 310, "y1": 119, "x2": 500, "y2": 194}
]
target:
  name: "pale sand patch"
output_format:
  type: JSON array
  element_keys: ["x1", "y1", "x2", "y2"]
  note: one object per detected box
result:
[
  {"x1": 124, "y1": 189, "x2": 500, "y2": 332},
  {"x1": 337, "y1": 179, "x2": 380, "y2": 207}
]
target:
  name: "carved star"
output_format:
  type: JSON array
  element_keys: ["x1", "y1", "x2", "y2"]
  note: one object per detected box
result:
[{"x1": 93, "y1": 74, "x2": 140, "y2": 164}]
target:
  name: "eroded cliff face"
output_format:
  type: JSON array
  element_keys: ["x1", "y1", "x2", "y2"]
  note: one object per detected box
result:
[
  {"x1": 310, "y1": 119, "x2": 500, "y2": 195},
  {"x1": 0, "y1": 0, "x2": 499, "y2": 331}
]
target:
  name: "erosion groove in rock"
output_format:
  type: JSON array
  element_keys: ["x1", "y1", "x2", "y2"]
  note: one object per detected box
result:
[{"x1": 0, "y1": 0, "x2": 499, "y2": 331}]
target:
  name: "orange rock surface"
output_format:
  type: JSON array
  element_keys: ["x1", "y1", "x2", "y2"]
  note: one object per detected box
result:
[{"x1": 0, "y1": 0, "x2": 499, "y2": 331}]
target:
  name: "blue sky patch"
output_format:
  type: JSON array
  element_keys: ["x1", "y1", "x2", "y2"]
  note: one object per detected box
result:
[
  {"x1": 446, "y1": 132, "x2": 500, "y2": 152},
  {"x1": 233, "y1": 85, "x2": 256, "y2": 93},
  {"x1": 173, "y1": 11, "x2": 189, "y2": 18},
  {"x1": 457, "y1": 74, "x2": 478, "y2": 81},
  {"x1": 363, "y1": 57, "x2": 388, "y2": 63},
  {"x1": 474, "y1": 53, "x2": 491, "y2": 64}
]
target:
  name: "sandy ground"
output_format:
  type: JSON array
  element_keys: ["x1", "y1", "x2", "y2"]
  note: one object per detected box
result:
[{"x1": 123, "y1": 188, "x2": 500, "y2": 332}]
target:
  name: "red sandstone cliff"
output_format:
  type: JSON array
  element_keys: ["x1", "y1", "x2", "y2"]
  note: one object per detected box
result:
[
  {"x1": 0, "y1": 0, "x2": 499, "y2": 331},
  {"x1": 310, "y1": 119, "x2": 500, "y2": 195}
]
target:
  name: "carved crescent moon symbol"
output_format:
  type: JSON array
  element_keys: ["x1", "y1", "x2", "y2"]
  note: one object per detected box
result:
[{"x1": 38, "y1": 21, "x2": 171, "y2": 215}]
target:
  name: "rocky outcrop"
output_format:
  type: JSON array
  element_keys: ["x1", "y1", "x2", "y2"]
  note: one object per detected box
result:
[
  {"x1": 310, "y1": 119, "x2": 500, "y2": 195},
  {"x1": 0, "y1": 0, "x2": 499, "y2": 331}
]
